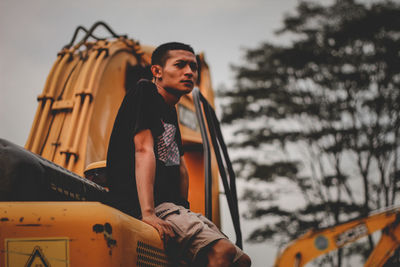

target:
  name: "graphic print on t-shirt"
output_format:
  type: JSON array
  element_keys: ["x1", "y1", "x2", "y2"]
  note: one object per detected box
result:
[{"x1": 156, "y1": 122, "x2": 180, "y2": 166}]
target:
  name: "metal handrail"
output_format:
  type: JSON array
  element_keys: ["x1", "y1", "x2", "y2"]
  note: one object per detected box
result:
[{"x1": 192, "y1": 88, "x2": 243, "y2": 249}]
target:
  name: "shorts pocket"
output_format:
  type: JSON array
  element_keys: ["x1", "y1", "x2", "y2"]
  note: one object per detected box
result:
[
  {"x1": 166, "y1": 211, "x2": 204, "y2": 238},
  {"x1": 156, "y1": 207, "x2": 180, "y2": 219},
  {"x1": 155, "y1": 202, "x2": 181, "y2": 219}
]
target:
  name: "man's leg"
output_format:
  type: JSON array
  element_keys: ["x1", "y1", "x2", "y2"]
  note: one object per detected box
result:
[
  {"x1": 206, "y1": 239, "x2": 236, "y2": 267},
  {"x1": 234, "y1": 253, "x2": 252, "y2": 267},
  {"x1": 197, "y1": 216, "x2": 251, "y2": 267},
  {"x1": 202, "y1": 239, "x2": 251, "y2": 267},
  {"x1": 156, "y1": 203, "x2": 251, "y2": 266}
]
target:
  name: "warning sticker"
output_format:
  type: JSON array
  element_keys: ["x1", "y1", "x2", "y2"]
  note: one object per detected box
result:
[{"x1": 5, "y1": 238, "x2": 69, "y2": 267}]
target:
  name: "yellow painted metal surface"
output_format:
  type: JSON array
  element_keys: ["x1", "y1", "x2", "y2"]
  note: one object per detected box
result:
[
  {"x1": 25, "y1": 39, "x2": 145, "y2": 176},
  {"x1": 0, "y1": 202, "x2": 168, "y2": 266}
]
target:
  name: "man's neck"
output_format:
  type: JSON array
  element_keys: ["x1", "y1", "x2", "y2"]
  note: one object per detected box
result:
[{"x1": 154, "y1": 82, "x2": 180, "y2": 106}]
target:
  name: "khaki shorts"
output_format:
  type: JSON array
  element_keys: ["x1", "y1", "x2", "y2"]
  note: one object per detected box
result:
[{"x1": 155, "y1": 202, "x2": 244, "y2": 264}]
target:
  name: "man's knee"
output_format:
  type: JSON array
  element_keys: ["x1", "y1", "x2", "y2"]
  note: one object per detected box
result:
[
  {"x1": 207, "y1": 239, "x2": 237, "y2": 264},
  {"x1": 234, "y1": 253, "x2": 251, "y2": 267}
]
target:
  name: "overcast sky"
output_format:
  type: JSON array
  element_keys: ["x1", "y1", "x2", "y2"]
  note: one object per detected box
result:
[{"x1": 0, "y1": 0, "x2": 302, "y2": 265}]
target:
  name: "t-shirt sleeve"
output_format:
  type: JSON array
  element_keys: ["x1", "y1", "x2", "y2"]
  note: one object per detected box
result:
[{"x1": 131, "y1": 82, "x2": 163, "y2": 137}]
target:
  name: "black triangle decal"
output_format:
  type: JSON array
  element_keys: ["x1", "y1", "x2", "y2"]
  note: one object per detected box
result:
[{"x1": 25, "y1": 246, "x2": 50, "y2": 267}]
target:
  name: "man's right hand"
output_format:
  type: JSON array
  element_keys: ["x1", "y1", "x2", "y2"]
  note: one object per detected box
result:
[{"x1": 142, "y1": 214, "x2": 176, "y2": 243}]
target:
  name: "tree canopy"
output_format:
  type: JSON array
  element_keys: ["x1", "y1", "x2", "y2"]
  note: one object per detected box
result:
[{"x1": 220, "y1": 0, "x2": 400, "y2": 265}]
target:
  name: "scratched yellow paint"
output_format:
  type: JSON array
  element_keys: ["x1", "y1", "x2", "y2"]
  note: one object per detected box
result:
[{"x1": 5, "y1": 238, "x2": 69, "y2": 267}]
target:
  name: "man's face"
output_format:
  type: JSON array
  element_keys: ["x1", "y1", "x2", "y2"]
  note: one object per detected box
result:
[{"x1": 157, "y1": 50, "x2": 198, "y2": 95}]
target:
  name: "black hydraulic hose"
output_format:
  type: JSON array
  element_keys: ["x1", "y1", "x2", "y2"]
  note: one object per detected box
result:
[
  {"x1": 74, "y1": 21, "x2": 127, "y2": 49},
  {"x1": 213, "y1": 117, "x2": 242, "y2": 248},
  {"x1": 66, "y1": 26, "x2": 88, "y2": 48},
  {"x1": 201, "y1": 95, "x2": 243, "y2": 248},
  {"x1": 192, "y1": 88, "x2": 243, "y2": 249},
  {"x1": 65, "y1": 25, "x2": 103, "y2": 48},
  {"x1": 192, "y1": 88, "x2": 213, "y2": 220},
  {"x1": 207, "y1": 98, "x2": 240, "y2": 214}
]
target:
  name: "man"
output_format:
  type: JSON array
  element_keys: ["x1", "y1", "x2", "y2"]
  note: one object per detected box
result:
[{"x1": 107, "y1": 42, "x2": 251, "y2": 267}]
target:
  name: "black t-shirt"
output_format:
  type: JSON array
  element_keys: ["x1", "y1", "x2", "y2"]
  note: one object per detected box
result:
[{"x1": 106, "y1": 79, "x2": 185, "y2": 218}]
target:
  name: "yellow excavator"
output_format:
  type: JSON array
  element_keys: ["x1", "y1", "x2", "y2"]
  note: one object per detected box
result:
[
  {"x1": 274, "y1": 205, "x2": 400, "y2": 267},
  {"x1": 0, "y1": 22, "x2": 242, "y2": 266}
]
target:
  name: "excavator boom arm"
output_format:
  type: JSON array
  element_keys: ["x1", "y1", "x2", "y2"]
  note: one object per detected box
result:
[{"x1": 274, "y1": 206, "x2": 400, "y2": 267}]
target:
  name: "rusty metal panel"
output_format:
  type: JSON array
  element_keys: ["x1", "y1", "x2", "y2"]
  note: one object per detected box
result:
[{"x1": 0, "y1": 202, "x2": 169, "y2": 266}]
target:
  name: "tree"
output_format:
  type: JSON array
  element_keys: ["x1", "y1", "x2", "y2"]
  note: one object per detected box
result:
[{"x1": 220, "y1": 0, "x2": 400, "y2": 265}]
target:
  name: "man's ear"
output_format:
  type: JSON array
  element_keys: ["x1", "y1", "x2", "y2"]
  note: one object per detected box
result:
[{"x1": 151, "y1": 65, "x2": 162, "y2": 79}]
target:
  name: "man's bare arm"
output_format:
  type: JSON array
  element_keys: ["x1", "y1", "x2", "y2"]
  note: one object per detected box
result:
[
  {"x1": 179, "y1": 156, "x2": 189, "y2": 200},
  {"x1": 134, "y1": 129, "x2": 175, "y2": 241}
]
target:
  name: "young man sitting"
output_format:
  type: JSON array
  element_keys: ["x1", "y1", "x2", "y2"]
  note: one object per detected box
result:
[{"x1": 107, "y1": 42, "x2": 251, "y2": 267}]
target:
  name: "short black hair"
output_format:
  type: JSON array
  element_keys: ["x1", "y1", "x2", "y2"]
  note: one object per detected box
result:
[{"x1": 151, "y1": 42, "x2": 195, "y2": 66}]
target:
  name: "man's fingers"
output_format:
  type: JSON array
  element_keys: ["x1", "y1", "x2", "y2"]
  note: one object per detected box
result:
[
  {"x1": 161, "y1": 223, "x2": 174, "y2": 238},
  {"x1": 156, "y1": 224, "x2": 165, "y2": 240},
  {"x1": 159, "y1": 221, "x2": 175, "y2": 238},
  {"x1": 142, "y1": 215, "x2": 175, "y2": 241},
  {"x1": 160, "y1": 224, "x2": 176, "y2": 244},
  {"x1": 165, "y1": 224, "x2": 175, "y2": 238}
]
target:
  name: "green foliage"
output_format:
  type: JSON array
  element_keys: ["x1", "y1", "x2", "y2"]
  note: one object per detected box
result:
[{"x1": 220, "y1": 0, "x2": 400, "y2": 265}]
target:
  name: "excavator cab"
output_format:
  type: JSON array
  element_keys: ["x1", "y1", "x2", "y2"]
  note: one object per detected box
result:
[{"x1": 0, "y1": 22, "x2": 241, "y2": 266}]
